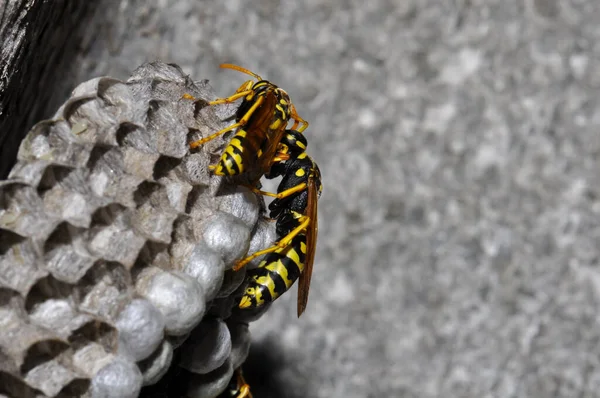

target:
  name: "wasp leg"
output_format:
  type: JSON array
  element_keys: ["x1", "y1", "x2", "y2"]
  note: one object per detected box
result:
[
  {"x1": 289, "y1": 103, "x2": 309, "y2": 133},
  {"x1": 232, "y1": 215, "x2": 310, "y2": 271},
  {"x1": 189, "y1": 96, "x2": 265, "y2": 148},
  {"x1": 252, "y1": 182, "x2": 307, "y2": 199},
  {"x1": 208, "y1": 80, "x2": 254, "y2": 105},
  {"x1": 234, "y1": 368, "x2": 253, "y2": 398},
  {"x1": 272, "y1": 151, "x2": 291, "y2": 162},
  {"x1": 209, "y1": 89, "x2": 252, "y2": 106},
  {"x1": 209, "y1": 79, "x2": 256, "y2": 106}
]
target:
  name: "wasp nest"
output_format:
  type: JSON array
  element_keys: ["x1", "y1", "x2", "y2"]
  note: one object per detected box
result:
[{"x1": 0, "y1": 62, "x2": 275, "y2": 398}]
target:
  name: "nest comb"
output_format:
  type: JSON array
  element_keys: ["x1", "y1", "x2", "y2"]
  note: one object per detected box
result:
[{"x1": 0, "y1": 61, "x2": 276, "y2": 398}]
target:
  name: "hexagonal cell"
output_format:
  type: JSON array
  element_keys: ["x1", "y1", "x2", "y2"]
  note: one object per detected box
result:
[
  {"x1": 71, "y1": 342, "x2": 116, "y2": 377},
  {"x1": 131, "y1": 181, "x2": 179, "y2": 243},
  {"x1": 62, "y1": 96, "x2": 97, "y2": 127},
  {"x1": 25, "y1": 275, "x2": 75, "y2": 313},
  {"x1": 152, "y1": 155, "x2": 183, "y2": 181},
  {"x1": 17, "y1": 120, "x2": 93, "y2": 168},
  {"x1": 7, "y1": 159, "x2": 53, "y2": 188},
  {"x1": 78, "y1": 260, "x2": 133, "y2": 320},
  {"x1": 170, "y1": 214, "x2": 195, "y2": 243},
  {"x1": 0, "y1": 182, "x2": 57, "y2": 240},
  {"x1": 0, "y1": 305, "x2": 69, "y2": 374},
  {"x1": 43, "y1": 222, "x2": 82, "y2": 252},
  {"x1": 56, "y1": 378, "x2": 91, "y2": 397},
  {"x1": 180, "y1": 152, "x2": 213, "y2": 188},
  {"x1": 42, "y1": 187, "x2": 104, "y2": 230},
  {"x1": 145, "y1": 100, "x2": 189, "y2": 159},
  {"x1": 43, "y1": 222, "x2": 96, "y2": 283},
  {"x1": 62, "y1": 78, "x2": 134, "y2": 148},
  {"x1": 24, "y1": 352, "x2": 90, "y2": 397},
  {"x1": 0, "y1": 370, "x2": 42, "y2": 397},
  {"x1": 21, "y1": 339, "x2": 71, "y2": 375},
  {"x1": 0, "y1": 346, "x2": 19, "y2": 375},
  {"x1": 185, "y1": 184, "x2": 210, "y2": 215},
  {"x1": 86, "y1": 146, "x2": 145, "y2": 206},
  {"x1": 116, "y1": 121, "x2": 157, "y2": 154},
  {"x1": 90, "y1": 203, "x2": 126, "y2": 227},
  {"x1": 167, "y1": 183, "x2": 196, "y2": 217},
  {"x1": 68, "y1": 319, "x2": 118, "y2": 354},
  {"x1": 0, "y1": 287, "x2": 26, "y2": 313},
  {"x1": 96, "y1": 77, "x2": 131, "y2": 104},
  {"x1": 85, "y1": 145, "x2": 112, "y2": 170},
  {"x1": 36, "y1": 165, "x2": 75, "y2": 194},
  {"x1": 35, "y1": 164, "x2": 106, "y2": 226},
  {"x1": 28, "y1": 298, "x2": 96, "y2": 343},
  {"x1": 88, "y1": 205, "x2": 147, "y2": 268},
  {"x1": 132, "y1": 241, "x2": 171, "y2": 279},
  {"x1": 122, "y1": 147, "x2": 161, "y2": 181},
  {"x1": 0, "y1": 229, "x2": 47, "y2": 296},
  {"x1": 187, "y1": 96, "x2": 211, "y2": 119}
]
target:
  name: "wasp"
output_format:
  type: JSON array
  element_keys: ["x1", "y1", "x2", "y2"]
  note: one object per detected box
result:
[
  {"x1": 234, "y1": 129, "x2": 322, "y2": 317},
  {"x1": 220, "y1": 367, "x2": 252, "y2": 398},
  {"x1": 187, "y1": 64, "x2": 308, "y2": 180}
]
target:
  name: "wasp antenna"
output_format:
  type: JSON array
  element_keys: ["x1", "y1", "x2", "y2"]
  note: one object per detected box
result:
[{"x1": 220, "y1": 64, "x2": 263, "y2": 80}]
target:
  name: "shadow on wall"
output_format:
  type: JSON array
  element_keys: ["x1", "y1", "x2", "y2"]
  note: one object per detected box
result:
[
  {"x1": 240, "y1": 341, "x2": 307, "y2": 398},
  {"x1": 139, "y1": 338, "x2": 306, "y2": 398}
]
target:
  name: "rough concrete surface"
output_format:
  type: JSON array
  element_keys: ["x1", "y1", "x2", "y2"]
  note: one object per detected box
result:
[{"x1": 3, "y1": 0, "x2": 600, "y2": 397}]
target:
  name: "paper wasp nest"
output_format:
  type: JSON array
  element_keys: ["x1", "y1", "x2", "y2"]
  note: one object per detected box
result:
[{"x1": 0, "y1": 62, "x2": 274, "y2": 398}]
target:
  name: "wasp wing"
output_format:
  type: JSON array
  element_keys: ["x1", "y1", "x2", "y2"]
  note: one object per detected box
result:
[
  {"x1": 297, "y1": 173, "x2": 318, "y2": 317},
  {"x1": 257, "y1": 103, "x2": 289, "y2": 176},
  {"x1": 239, "y1": 90, "x2": 279, "y2": 173}
]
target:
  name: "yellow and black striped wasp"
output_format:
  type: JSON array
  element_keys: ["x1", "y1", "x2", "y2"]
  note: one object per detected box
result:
[
  {"x1": 187, "y1": 64, "x2": 308, "y2": 180},
  {"x1": 234, "y1": 129, "x2": 322, "y2": 317}
]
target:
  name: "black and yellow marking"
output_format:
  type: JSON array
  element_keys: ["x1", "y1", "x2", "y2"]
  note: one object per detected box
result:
[
  {"x1": 186, "y1": 64, "x2": 308, "y2": 180},
  {"x1": 235, "y1": 129, "x2": 321, "y2": 317},
  {"x1": 239, "y1": 233, "x2": 306, "y2": 309}
]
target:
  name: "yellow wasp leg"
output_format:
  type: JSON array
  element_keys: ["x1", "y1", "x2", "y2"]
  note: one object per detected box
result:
[
  {"x1": 184, "y1": 81, "x2": 254, "y2": 105},
  {"x1": 209, "y1": 79, "x2": 255, "y2": 105},
  {"x1": 252, "y1": 182, "x2": 307, "y2": 199},
  {"x1": 236, "y1": 384, "x2": 252, "y2": 398},
  {"x1": 272, "y1": 152, "x2": 290, "y2": 162},
  {"x1": 234, "y1": 368, "x2": 253, "y2": 398},
  {"x1": 208, "y1": 89, "x2": 252, "y2": 106},
  {"x1": 189, "y1": 96, "x2": 265, "y2": 149},
  {"x1": 289, "y1": 103, "x2": 309, "y2": 133},
  {"x1": 232, "y1": 215, "x2": 310, "y2": 271},
  {"x1": 290, "y1": 117, "x2": 308, "y2": 133}
]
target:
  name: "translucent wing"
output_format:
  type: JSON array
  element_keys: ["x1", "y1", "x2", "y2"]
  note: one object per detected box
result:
[
  {"x1": 297, "y1": 172, "x2": 319, "y2": 317},
  {"x1": 240, "y1": 90, "x2": 279, "y2": 172}
]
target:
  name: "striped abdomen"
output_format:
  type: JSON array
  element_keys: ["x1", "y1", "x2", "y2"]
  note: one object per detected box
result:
[
  {"x1": 213, "y1": 128, "x2": 263, "y2": 176},
  {"x1": 238, "y1": 232, "x2": 307, "y2": 309}
]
